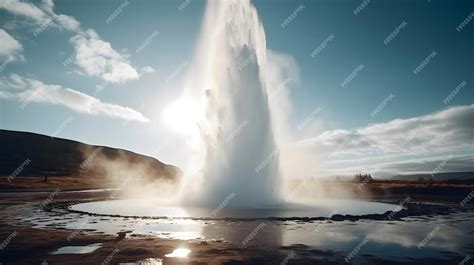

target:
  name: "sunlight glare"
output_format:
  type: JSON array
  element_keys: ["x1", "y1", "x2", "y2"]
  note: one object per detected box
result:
[{"x1": 162, "y1": 98, "x2": 201, "y2": 134}]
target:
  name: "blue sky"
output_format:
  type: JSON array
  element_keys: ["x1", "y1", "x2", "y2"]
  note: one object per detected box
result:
[{"x1": 0, "y1": 0, "x2": 472, "y2": 176}]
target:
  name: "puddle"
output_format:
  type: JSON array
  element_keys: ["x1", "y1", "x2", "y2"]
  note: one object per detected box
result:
[
  {"x1": 164, "y1": 248, "x2": 191, "y2": 258},
  {"x1": 51, "y1": 243, "x2": 102, "y2": 254},
  {"x1": 119, "y1": 258, "x2": 163, "y2": 265}
]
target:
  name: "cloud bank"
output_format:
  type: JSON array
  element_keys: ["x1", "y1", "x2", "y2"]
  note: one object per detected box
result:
[
  {"x1": 298, "y1": 105, "x2": 474, "y2": 175},
  {"x1": 302, "y1": 105, "x2": 473, "y2": 156},
  {"x1": 377, "y1": 155, "x2": 474, "y2": 174}
]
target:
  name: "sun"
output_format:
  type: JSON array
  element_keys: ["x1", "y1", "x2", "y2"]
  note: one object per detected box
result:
[{"x1": 162, "y1": 97, "x2": 201, "y2": 134}]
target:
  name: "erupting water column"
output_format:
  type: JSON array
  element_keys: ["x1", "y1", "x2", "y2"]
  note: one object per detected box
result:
[{"x1": 181, "y1": 0, "x2": 283, "y2": 208}]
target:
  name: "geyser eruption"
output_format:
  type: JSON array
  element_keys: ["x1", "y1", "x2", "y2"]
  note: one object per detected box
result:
[{"x1": 181, "y1": 0, "x2": 283, "y2": 208}]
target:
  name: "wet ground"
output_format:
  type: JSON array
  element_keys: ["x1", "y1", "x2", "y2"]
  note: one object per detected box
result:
[{"x1": 0, "y1": 190, "x2": 473, "y2": 264}]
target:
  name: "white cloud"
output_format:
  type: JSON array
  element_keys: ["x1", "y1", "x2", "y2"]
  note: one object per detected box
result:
[
  {"x1": 141, "y1": 66, "x2": 155, "y2": 74},
  {"x1": 40, "y1": 0, "x2": 80, "y2": 31},
  {"x1": 70, "y1": 29, "x2": 139, "y2": 83},
  {"x1": 0, "y1": 29, "x2": 23, "y2": 60},
  {"x1": 298, "y1": 105, "x2": 474, "y2": 174},
  {"x1": 53, "y1": 13, "x2": 80, "y2": 31},
  {"x1": 0, "y1": 74, "x2": 148, "y2": 122},
  {"x1": 0, "y1": 0, "x2": 80, "y2": 31},
  {"x1": 0, "y1": 0, "x2": 47, "y2": 23}
]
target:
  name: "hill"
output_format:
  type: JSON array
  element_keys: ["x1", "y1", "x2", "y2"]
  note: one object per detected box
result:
[{"x1": 0, "y1": 129, "x2": 181, "y2": 190}]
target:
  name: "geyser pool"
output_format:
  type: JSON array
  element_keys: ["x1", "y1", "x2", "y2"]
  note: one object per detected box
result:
[{"x1": 69, "y1": 199, "x2": 398, "y2": 219}]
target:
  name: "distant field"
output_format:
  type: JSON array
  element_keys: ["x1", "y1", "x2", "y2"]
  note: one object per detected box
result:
[
  {"x1": 287, "y1": 179, "x2": 474, "y2": 202},
  {"x1": 0, "y1": 175, "x2": 115, "y2": 192}
]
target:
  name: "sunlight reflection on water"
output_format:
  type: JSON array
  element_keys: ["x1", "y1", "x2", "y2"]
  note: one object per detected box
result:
[
  {"x1": 118, "y1": 258, "x2": 163, "y2": 265},
  {"x1": 164, "y1": 248, "x2": 191, "y2": 258},
  {"x1": 51, "y1": 243, "x2": 102, "y2": 254}
]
